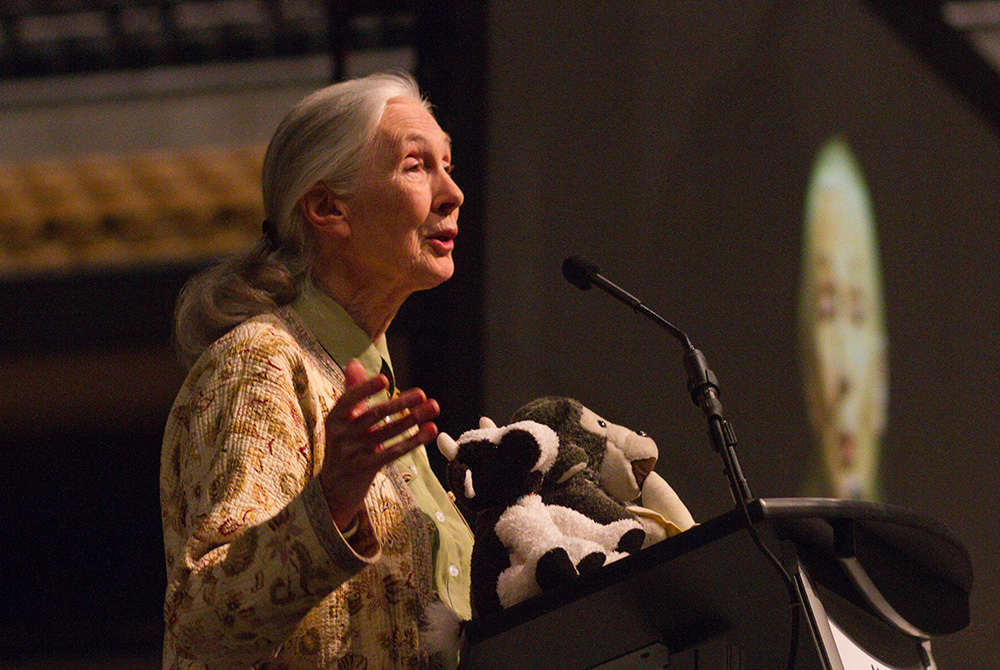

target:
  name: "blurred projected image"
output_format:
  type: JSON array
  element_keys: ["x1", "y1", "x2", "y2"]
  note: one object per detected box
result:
[{"x1": 798, "y1": 137, "x2": 888, "y2": 501}]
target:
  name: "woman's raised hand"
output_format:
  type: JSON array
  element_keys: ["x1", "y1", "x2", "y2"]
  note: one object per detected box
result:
[{"x1": 319, "y1": 359, "x2": 440, "y2": 531}]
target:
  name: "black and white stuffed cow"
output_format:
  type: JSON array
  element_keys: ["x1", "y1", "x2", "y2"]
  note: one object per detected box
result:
[{"x1": 436, "y1": 419, "x2": 645, "y2": 618}]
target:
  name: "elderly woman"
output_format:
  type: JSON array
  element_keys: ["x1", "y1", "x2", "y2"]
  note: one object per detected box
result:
[{"x1": 160, "y1": 72, "x2": 472, "y2": 669}]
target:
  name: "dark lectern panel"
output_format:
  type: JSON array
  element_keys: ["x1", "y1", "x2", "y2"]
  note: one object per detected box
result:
[
  {"x1": 462, "y1": 510, "x2": 795, "y2": 670},
  {"x1": 460, "y1": 498, "x2": 972, "y2": 670}
]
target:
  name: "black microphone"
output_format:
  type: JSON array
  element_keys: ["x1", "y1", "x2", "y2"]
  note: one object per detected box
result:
[
  {"x1": 562, "y1": 256, "x2": 690, "y2": 348},
  {"x1": 561, "y1": 254, "x2": 752, "y2": 505},
  {"x1": 562, "y1": 254, "x2": 716, "y2": 408},
  {"x1": 561, "y1": 256, "x2": 599, "y2": 290}
]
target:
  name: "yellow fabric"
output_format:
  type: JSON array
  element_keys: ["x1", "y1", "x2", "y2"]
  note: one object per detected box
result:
[
  {"x1": 626, "y1": 505, "x2": 685, "y2": 539},
  {"x1": 160, "y1": 308, "x2": 461, "y2": 669},
  {"x1": 290, "y1": 277, "x2": 473, "y2": 621}
]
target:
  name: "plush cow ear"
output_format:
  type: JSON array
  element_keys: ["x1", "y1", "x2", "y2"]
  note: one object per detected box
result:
[
  {"x1": 505, "y1": 421, "x2": 559, "y2": 473},
  {"x1": 437, "y1": 432, "x2": 459, "y2": 461}
]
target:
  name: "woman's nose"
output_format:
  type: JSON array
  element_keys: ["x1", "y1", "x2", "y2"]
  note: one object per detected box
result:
[{"x1": 434, "y1": 170, "x2": 464, "y2": 216}]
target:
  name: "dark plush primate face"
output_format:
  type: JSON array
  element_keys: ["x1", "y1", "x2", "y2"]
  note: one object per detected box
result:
[
  {"x1": 512, "y1": 397, "x2": 658, "y2": 502},
  {"x1": 512, "y1": 397, "x2": 607, "y2": 469},
  {"x1": 447, "y1": 428, "x2": 546, "y2": 512}
]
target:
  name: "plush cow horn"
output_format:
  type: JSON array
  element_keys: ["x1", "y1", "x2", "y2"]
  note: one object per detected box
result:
[
  {"x1": 464, "y1": 469, "x2": 476, "y2": 499},
  {"x1": 437, "y1": 432, "x2": 459, "y2": 461},
  {"x1": 479, "y1": 416, "x2": 498, "y2": 429}
]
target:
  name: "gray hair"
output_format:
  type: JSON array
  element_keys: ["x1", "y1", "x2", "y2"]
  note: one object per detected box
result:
[{"x1": 173, "y1": 72, "x2": 429, "y2": 368}]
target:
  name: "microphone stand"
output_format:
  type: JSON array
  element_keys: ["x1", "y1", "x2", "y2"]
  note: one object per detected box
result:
[
  {"x1": 684, "y1": 348, "x2": 754, "y2": 509},
  {"x1": 565, "y1": 257, "x2": 801, "y2": 670}
]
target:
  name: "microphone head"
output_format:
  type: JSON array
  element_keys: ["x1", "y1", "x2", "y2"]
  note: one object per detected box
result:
[{"x1": 562, "y1": 256, "x2": 599, "y2": 290}]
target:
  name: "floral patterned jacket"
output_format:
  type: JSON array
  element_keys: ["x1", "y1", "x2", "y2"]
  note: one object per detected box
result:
[{"x1": 161, "y1": 308, "x2": 445, "y2": 669}]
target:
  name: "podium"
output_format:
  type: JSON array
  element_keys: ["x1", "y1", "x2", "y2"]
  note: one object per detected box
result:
[{"x1": 459, "y1": 498, "x2": 972, "y2": 670}]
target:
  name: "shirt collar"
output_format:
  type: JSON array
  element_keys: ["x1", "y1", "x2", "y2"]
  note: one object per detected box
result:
[{"x1": 290, "y1": 275, "x2": 395, "y2": 391}]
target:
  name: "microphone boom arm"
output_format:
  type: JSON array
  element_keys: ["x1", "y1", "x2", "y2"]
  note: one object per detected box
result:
[
  {"x1": 588, "y1": 273, "x2": 693, "y2": 350},
  {"x1": 564, "y1": 257, "x2": 754, "y2": 507}
]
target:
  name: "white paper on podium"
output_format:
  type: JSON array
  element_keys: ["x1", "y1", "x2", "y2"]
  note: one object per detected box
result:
[{"x1": 828, "y1": 617, "x2": 913, "y2": 670}]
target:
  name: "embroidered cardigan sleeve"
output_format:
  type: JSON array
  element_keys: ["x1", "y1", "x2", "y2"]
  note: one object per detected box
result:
[{"x1": 160, "y1": 319, "x2": 380, "y2": 667}]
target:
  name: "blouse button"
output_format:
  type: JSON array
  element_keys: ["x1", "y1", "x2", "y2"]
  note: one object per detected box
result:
[
  {"x1": 449, "y1": 564, "x2": 460, "y2": 578},
  {"x1": 435, "y1": 511, "x2": 446, "y2": 523}
]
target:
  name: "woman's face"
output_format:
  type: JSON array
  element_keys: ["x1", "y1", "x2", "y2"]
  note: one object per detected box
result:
[
  {"x1": 342, "y1": 97, "x2": 464, "y2": 294},
  {"x1": 803, "y1": 189, "x2": 887, "y2": 499}
]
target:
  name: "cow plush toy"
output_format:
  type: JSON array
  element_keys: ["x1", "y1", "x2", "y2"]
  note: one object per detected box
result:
[
  {"x1": 423, "y1": 406, "x2": 691, "y2": 663},
  {"x1": 512, "y1": 397, "x2": 696, "y2": 544},
  {"x1": 436, "y1": 419, "x2": 645, "y2": 618}
]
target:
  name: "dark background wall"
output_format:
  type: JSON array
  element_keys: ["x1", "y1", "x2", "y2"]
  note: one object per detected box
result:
[
  {"x1": 1, "y1": 0, "x2": 995, "y2": 667},
  {"x1": 483, "y1": 1, "x2": 998, "y2": 667}
]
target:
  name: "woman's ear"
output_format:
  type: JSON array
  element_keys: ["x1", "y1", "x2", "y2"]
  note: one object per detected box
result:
[{"x1": 299, "y1": 182, "x2": 350, "y2": 238}]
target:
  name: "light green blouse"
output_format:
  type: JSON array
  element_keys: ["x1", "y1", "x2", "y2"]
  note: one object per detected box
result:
[{"x1": 291, "y1": 277, "x2": 474, "y2": 620}]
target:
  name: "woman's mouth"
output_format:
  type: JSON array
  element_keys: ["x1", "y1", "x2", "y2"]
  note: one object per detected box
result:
[
  {"x1": 838, "y1": 431, "x2": 856, "y2": 467},
  {"x1": 426, "y1": 229, "x2": 457, "y2": 254}
]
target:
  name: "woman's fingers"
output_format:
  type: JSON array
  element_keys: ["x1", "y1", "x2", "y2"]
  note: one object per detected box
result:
[
  {"x1": 328, "y1": 373, "x2": 389, "y2": 422},
  {"x1": 337, "y1": 397, "x2": 439, "y2": 455},
  {"x1": 362, "y1": 398, "x2": 440, "y2": 447},
  {"x1": 326, "y1": 383, "x2": 440, "y2": 457},
  {"x1": 327, "y1": 385, "x2": 432, "y2": 437},
  {"x1": 371, "y1": 422, "x2": 439, "y2": 470},
  {"x1": 343, "y1": 359, "x2": 369, "y2": 387},
  {"x1": 351, "y1": 388, "x2": 432, "y2": 432}
]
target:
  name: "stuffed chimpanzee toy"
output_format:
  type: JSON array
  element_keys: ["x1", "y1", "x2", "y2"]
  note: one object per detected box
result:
[{"x1": 511, "y1": 397, "x2": 696, "y2": 545}]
